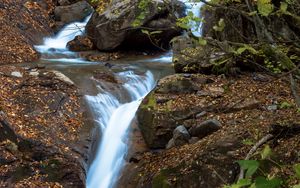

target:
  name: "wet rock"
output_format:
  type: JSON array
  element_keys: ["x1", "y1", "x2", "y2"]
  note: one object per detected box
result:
[
  {"x1": 11, "y1": 71, "x2": 23, "y2": 78},
  {"x1": 54, "y1": 1, "x2": 93, "y2": 25},
  {"x1": 86, "y1": 0, "x2": 186, "y2": 51},
  {"x1": 189, "y1": 119, "x2": 222, "y2": 138},
  {"x1": 67, "y1": 35, "x2": 94, "y2": 51}
]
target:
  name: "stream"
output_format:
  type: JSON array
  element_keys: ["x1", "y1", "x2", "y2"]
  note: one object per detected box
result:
[
  {"x1": 33, "y1": 1, "x2": 202, "y2": 187},
  {"x1": 34, "y1": 13, "x2": 173, "y2": 188}
]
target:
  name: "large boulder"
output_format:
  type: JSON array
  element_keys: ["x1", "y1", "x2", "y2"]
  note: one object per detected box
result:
[
  {"x1": 137, "y1": 74, "x2": 212, "y2": 149},
  {"x1": 54, "y1": 1, "x2": 93, "y2": 24},
  {"x1": 86, "y1": 0, "x2": 186, "y2": 51}
]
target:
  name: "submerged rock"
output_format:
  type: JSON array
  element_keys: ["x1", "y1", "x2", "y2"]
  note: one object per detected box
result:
[{"x1": 86, "y1": 0, "x2": 186, "y2": 51}]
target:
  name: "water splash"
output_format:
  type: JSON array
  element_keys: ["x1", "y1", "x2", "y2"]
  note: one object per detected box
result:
[
  {"x1": 35, "y1": 15, "x2": 91, "y2": 54},
  {"x1": 86, "y1": 71, "x2": 155, "y2": 188}
]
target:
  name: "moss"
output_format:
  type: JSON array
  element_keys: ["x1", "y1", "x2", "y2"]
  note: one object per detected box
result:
[
  {"x1": 41, "y1": 159, "x2": 62, "y2": 182},
  {"x1": 140, "y1": 92, "x2": 157, "y2": 110}
]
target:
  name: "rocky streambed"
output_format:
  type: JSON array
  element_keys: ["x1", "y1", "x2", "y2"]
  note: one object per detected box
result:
[{"x1": 0, "y1": 0, "x2": 300, "y2": 188}]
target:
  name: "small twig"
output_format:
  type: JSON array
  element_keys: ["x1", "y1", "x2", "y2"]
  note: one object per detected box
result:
[
  {"x1": 238, "y1": 134, "x2": 274, "y2": 180},
  {"x1": 290, "y1": 73, "x2": 300, "y2": 108}
]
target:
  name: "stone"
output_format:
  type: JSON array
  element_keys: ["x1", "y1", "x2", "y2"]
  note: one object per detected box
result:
[
  {"x1": 173, "y1": 125, "x2": 190, "y2": 146},
  {"x1": 189, "y1": 119, "x2": 222, "y2": 138},
  {"x1": 189, "y1": 137, "x2": 199, "y2": 144},
  {"x1": 51, "y1": 70, "x2": 74, "y2": 85},
  {"x1": 86, "y1": 0, "x2": 186, "y2": 51},
  {"x1": 166, "y1": 138, "x2": 175, "y2": 149},
  {"x1": 67, "y1": 35, "x2": 94, "y2": 51},
  {"x1": 54, "y1": 1, "x2": 93, "y2": 25},
  {"x1": 233, "y1": 98, "x2": 261, "y2": 111},
  {"x1": 267, "y1": 104, "x2": 278, "y2": 111},
  {"x1": 156, "y1": 74, "x2": 197, "y2": 94},
  {"x1": 11, "y1": 71, "x2": 23, "y2": 78}
]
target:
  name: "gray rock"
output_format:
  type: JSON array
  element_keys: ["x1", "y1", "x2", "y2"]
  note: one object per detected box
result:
[
  {"x1": 54, "y1": 1, "x2": 93, "y2": 24},
  {"x1": 267, "y1": 104, "x2": 277, "y2": 111},
  {"x1": 189, "y1": 137, "x2": 199, "y2": 144},
  {"x1": 173, "y1": 125, "x2": 190, "y2": 146},
  {"x1": 189, "y1": 119, "x2": 222, "y2": 138},
  {"x1": 11, "y1": 71, "x2": 23, "y2": 78},
  {"x1": 166, "y1": 138, "x2": 175, "y2": 149},
  {"x1": 86, "y1": 0, "x2": 186, "y2": 51}
]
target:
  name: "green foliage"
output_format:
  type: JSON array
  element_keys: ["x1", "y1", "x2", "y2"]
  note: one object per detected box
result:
[
  {"x1": 213, "y1": 18, "x2": 225, "y2": 32},
  {"x1": 235, "y1": 45, "x2": 258, "y2": 55},
  {"x1": 260, "y1": 145, "x2": 271, "y2": 160},
  {"x1": 254, "y1": 177, "x2": 282, "y2": 188},
  {"x1": 257, "y1": 0, "x2": 274, "y2": 16},
  {"x1": 294, "y1": 164, "x2": 300, "y2": 179},
  {"x1": 238, "y1": 160, "x2": 260, "y2": 178},
  {"x1": 176, "y1": 11, "x2": 203, "y2": 32},
  {"x1": 132, "y1": 0, "x2": 150, "y2": 27},
  {"x1": 242, "y1": 139, "x2": 255, "y2": 146},
  {"x1": 279, "y1": 101, "x2": 293, "y2": 109}
]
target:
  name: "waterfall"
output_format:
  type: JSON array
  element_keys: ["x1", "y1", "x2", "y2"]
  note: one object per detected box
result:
[{"x1": 86, "y1": 71, "x2": 155, "y2": 188}]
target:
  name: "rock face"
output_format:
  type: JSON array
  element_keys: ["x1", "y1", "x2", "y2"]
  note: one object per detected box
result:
[
  {"x1": 137, "y1": 74, "x2": 212, "y2": 149},
  {"x1": 86, "y1": 0, "x2": 186, "y2": 51},
  {"x1": 189, "y1": 119, "x2": 222, "y2": 138},
  {"x1": 67, "y1": 35, "x2": 94, "y2": 51},
  {"x1": 54, "y1": 1, "x2": 93, "y2": 24}
]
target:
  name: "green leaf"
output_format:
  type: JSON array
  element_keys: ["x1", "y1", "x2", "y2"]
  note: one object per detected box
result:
[
  {"x1": 198, "y1": 37, "x2": 207, "y2": 46},
  {"x1": 150, "y1": 31, "x2": 163, "y2": 35},
  {"x1": 293, "y1": 184, "x2": 300, "y2": 188},
  {"x1": 294, "y1": 164, "x2": 300, "y2": 179},
  {"x1": 280, "y1": 101, "x2": 292, "y2": 109},
  {"x1": 261, "y1": 145, "x2": 272, "y2": 159},
  {"x1": 230, "y1": 179, "x2": 252, "y2": 188},
  {"x1": 238, "y1": 160, "x2": 260, "y2": 178},
  {"x1": 254, "y1": 177, "x2": 282, "y2": 188},
  {"x1": 257, "y1": 0, "x2": 274, "y2": 16},
  {"x1": 141, "y1": 29, "x2": 149, "y2": 35},
  {"x1": 280, "y1": 2, "x2": 288, "y2": 13},
  {"x1": 242, "y1": 139, "x2": 254, "y2": 146},
  {"x1": 248, "y1": 11, "x2": 258, "y2": 16},
  {"x1": 235, "y1": 45, "x2": 258, "y2": 55},
  {"x1": 213, "y1": 18, "x2": 225, "y2": 32}
]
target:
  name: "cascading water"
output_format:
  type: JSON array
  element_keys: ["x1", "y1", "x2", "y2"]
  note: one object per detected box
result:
[
  {"x1": 34, "y1": 12, "x2": 157, "y2": 188},
  {"x1": 33, "y1": 1, "x2": 202, "y2": 187},
  {"x1": 86, "y1": 71, "x2": 155, "y2": 188}
]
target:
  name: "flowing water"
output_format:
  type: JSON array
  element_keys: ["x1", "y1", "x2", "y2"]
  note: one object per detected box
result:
[
  {"x1": 33, "y1": 1, "x2": 203, "y2": 187},
  {"x1": 34, "y1": 13, "x2": 172, "y2": 188}
]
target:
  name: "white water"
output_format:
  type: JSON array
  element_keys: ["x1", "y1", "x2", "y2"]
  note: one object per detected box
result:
[
  {"x1": 35, "y1": 15, "x2": 91, "y2": 54},
  {"x1": 86, "y1": 71, "x2": 155, "y2": 188}
]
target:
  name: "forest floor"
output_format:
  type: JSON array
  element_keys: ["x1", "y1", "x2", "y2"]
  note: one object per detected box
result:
[{"x1": 0, "y1": 1, "x2": 93, "y2": 187}]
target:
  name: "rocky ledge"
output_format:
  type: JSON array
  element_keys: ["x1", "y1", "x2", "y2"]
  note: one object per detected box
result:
[{"x1": 119, "y1": 73, "x2": 300, "y2": 187}]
